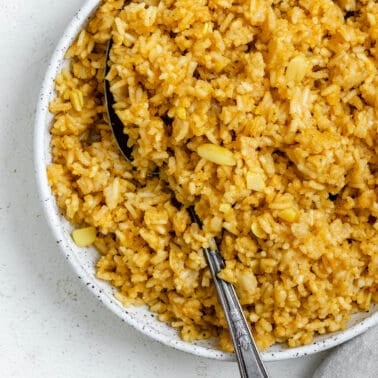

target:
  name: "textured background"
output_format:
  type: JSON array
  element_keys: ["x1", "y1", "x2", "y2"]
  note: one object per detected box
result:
[{"x1": 0, "y1": 1, "x2": 329, "y2": 376}]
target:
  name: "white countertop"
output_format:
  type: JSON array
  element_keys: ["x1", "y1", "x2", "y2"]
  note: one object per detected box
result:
[{"x1": 0, "y1": 1, "x2": 330, "y2": 376}]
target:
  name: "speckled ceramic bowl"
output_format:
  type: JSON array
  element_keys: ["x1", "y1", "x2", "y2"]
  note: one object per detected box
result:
[{"x1": 34, "y1": 0, "x2": 378, "y2": 361}]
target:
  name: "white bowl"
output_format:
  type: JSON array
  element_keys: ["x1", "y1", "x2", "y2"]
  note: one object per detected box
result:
[{"x1": 34, "y1": 0, "x2": 378, "y2": 361}]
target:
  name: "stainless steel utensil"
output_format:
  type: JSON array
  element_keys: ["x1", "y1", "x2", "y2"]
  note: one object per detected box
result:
[{"x1": 104, "y1": 41, "x2": 269, "y2": 378}]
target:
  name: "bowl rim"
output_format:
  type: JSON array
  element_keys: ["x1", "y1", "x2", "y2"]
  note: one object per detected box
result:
[{"x1": 34, "y1": 0, "x2": 378, "y2": 362}]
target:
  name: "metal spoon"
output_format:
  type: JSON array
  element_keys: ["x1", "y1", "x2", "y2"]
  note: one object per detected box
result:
[{"x1": 104, "y1": 41, "x2": 269, "y2": 378}]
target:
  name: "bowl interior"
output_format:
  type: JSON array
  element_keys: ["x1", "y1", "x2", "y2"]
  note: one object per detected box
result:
[{"x1": 34, "y1": 0, "x2": 378, "y2": 362}]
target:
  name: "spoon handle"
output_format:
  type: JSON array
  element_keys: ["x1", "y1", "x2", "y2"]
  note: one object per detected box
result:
[
  {"x1": 203, "y1": 246, "x2": 269, "y2": 378},
  {"x1": 188, "y1": 204, "x2": 268, "y2": 377}
]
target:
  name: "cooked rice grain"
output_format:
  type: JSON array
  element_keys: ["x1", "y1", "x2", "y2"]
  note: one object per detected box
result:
[{"x1": 48, "y1": 0, "x2": 378, "y2": 352}]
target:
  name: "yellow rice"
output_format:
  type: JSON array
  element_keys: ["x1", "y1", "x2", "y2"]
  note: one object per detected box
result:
[{"x1": 48, "y1": 0, "x2": 378, "y2": 351}]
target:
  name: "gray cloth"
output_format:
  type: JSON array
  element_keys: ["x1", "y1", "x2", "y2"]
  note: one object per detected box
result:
[{"x1": 313, "y1": 326, "x2": 378, "y2": 378}]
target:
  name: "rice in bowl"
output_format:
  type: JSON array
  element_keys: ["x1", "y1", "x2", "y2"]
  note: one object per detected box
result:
[{"x1": 47, "y1": 0, "x2": 378, "y2": 352}]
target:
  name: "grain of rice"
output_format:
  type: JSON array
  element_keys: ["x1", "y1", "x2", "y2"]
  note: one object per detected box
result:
[{"x1": 48, "y1": 0, "x2": 378, "y2": 352}]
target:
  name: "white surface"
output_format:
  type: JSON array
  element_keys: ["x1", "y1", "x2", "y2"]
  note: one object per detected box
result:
[{"x1": 0, "y1": 0, "x2": 330, "y2": 376}]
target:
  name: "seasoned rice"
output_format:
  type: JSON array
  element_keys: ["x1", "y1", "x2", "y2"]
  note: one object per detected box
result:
[{"x1": 47, "y1": 0, "x2": 378, "y2": 351}]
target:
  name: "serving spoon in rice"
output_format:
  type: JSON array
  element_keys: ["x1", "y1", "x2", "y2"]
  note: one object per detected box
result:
[{"x1": 104, "y1": 41, "x2": 269, "y2": 378}]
